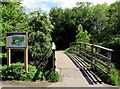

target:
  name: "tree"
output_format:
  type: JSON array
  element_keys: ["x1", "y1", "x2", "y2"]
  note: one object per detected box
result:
[
  {"x1": 76, "y1": 24, "x2": 91, "y2": 43},
  {"x1": 1, "y1": 2, "x2": 29, "y2": 46},
  {"x1": 49, "y1": 2, "x2": 94, "y2": 49},
  {"x1": 28, "y1": 10, "x2": 54, "y2": 62}
]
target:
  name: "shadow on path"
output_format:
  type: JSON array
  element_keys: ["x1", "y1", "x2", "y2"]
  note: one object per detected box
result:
[{"x1": 65, "y1": 52, "x2": 103, "y2": 85}]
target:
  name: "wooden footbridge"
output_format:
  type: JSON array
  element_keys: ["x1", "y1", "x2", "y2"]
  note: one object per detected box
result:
[{"x1": 50, "y1": 42, "x2": 116, "y2": 87}]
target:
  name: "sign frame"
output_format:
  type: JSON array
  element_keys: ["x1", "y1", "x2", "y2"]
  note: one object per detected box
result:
[
  {"x1": 5, "y1": 32, "x2": 28, "y2": 73},
  {"x1": 5, "y1": 32, "x2": 28, "y2": 49}
]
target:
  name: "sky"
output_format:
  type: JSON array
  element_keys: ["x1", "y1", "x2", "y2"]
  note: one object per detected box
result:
[{"x1": 21, "y1": 0, "x2": 117, "y2": 13}]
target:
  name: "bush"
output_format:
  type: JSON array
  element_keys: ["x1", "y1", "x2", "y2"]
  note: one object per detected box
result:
[
  {"x1": 65, "y1": 48, "x2": 70, "y2": 53},
  {"x1": 2, "y1": 62, "x2": 37, "y2": 81},
  {"x1": 91, "y1": 63, "x2": 120, "y2": 85},
  {"x1": 1, "y1": 62, "x2": 59, "y2": 82},
  {"x1": 44, "y1": 70, "x2": 59, "y2": 82}
]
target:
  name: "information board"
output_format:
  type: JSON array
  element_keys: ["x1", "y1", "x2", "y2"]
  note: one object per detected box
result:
[{"x1": 6, "y1": 32, "x2": 27, "y2": 49}]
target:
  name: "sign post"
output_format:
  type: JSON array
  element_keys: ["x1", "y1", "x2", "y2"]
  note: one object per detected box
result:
[
  {"x1": 6, "y1": 32, "x2": 28, "y2": 73},
  {"x1": 24, "y1": 48, "x2": 28, "y2": 73}
]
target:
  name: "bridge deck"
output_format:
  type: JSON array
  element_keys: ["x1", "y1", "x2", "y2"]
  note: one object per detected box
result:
[{"x1": 49, "y1": 51, "x2": 114, "y2": 87}]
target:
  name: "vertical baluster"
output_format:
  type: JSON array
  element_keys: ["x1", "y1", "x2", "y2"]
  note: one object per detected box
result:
[
  {"x1": 107, "y1": 51, "x2": 111, "y2": 75},
  {"x1": 91, "y1": 45, "x2": 93, "y2": 68},
  {"x1": 84, "y1": 44, "x2": 86, "y2": 61},
  {"x1": 94, "y1": 47, "x2": 98, "y2": 69}
]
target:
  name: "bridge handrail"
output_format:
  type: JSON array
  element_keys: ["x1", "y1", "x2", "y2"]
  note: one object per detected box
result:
[
  {"x1": 70, "y1": 42, "x2": 113, "y2": 52},
  {"x1": 69, "y1": 42, "x2": 114, "y2": 76}
]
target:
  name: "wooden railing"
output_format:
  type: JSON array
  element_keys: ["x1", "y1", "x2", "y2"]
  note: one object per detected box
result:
[{"x1": 69, "y1": 42, "x2": 114, "y2": 76}]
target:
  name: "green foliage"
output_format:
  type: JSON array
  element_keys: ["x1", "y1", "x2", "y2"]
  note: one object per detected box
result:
[
  {"x1": 2, "y1": 62, "x2": 37, "y2": 81},
  {"x1": 110, "y1": 64, "x2": 120, "y2": 85},
  {"x1": 1, "y1": 62, "x2": 59, "y2": 82},
  {"x1": 28, "y1": 10, "x2": 54, "y2": 62},
  {"x1": 49, "y1": 1, "x2": 120, "y2": 49},
  {"x1": 44, "y1": 70, "x2": 59, "y2": 82},
  {"x1": 0, "y1": 53, "x2": 7, "y2": 58},
  {"x1": 76, "y1": 24, "x2": 91, "y2": 43},
  {"x1": 92, "y1": 63, "x2": 120, "y2": 85},
  {"x1": 1, "y1": 2, "x2": 29, "y2": 45},
  {"x1": 65, "y1": 48, "x2": 71, "y2": 53}
]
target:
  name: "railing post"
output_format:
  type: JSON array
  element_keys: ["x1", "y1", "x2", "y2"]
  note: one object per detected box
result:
[
  {"x1": 84, "y1": 44, "x2": 86, "y2": 61},
  {"x1": 107, "y1": 51, "x2": 111, "y2": 75},
  {"x1": 91, "y1": 45, "x2": 93, "y2": 68},
  {"x1": 93, "y1": 47, "x2": 98, "y2": 69},
  {"x1": 52, "y1": 42, "x2": 56, "y2": 81}
]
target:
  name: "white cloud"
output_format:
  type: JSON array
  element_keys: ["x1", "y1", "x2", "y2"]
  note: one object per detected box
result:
[
  {"x1": 40, "y1": 4, "x2": 51, "y2": 12},
  {"x1": 21, "y1": 0, "x2": 116, "y2": 12}
]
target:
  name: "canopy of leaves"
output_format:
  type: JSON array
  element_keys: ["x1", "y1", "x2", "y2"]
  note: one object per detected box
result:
[{"x1": 28, "y1": 10, "x2": 54, "y2": 62}]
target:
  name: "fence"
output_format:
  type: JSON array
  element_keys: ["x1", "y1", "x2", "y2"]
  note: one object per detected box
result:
[{"x1": 69, "y1": 42, "x2": 114, "y2": 76}]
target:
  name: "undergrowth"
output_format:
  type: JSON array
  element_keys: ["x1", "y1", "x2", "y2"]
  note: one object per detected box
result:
[
  {"x1": 91, "y1": 63, "x2": 120, "y2": 85},
  {"x1": 1, "y1": 62, "x2": 59, "y2": 82}
]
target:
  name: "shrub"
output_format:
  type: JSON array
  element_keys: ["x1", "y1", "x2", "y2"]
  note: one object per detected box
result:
[
  {"x1": 44, "y1": 70, "x2": 59, "y2": 82},
  {"x1": 2, "y1": 62, "x2": 37, "y2": 81},
  {"x1": 65, "y1": 48, "x2": 70, "y2": 53},
  {"x1": 91, "y1": 63, "x2": 120, "y2": 85},
  {"x1": 1, "y1": 62, "x2": 59, "y2": 82}
]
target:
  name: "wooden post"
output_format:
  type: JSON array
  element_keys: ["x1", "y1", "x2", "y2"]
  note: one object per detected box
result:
[
  {"x1": 84, "y1": 44, "x2": 86, "y2": 61},
  {"x1": 107, "y1": 51, "x2": 111, "y2": 75},
  {"x1": 94, "y1": 47, "x2": 98, "y2": 69},
  {"x1": 91, "y1": 45, "x2": 93, "y2": 68},
  {"x1": 7, "y1": 49, "x2": 11, "y2": 66},
  {"x1": 24, "y1": 48, "x2": 28, "y2": 73}
]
